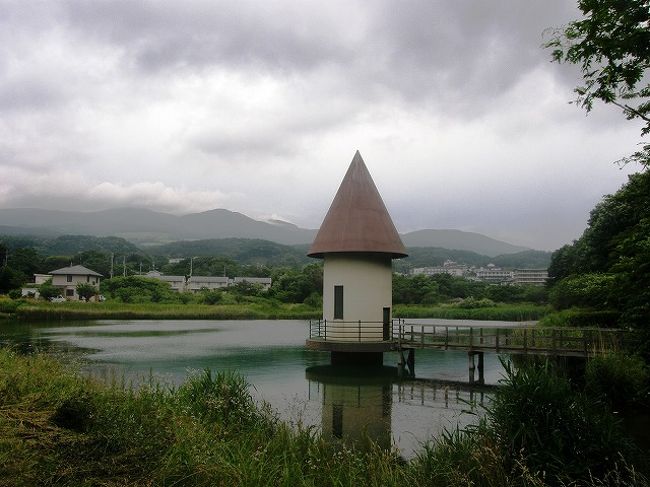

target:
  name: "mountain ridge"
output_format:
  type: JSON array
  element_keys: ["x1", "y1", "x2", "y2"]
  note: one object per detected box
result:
[{"x1": 0, "y1": 206, "x2": 530, "y2": 257}]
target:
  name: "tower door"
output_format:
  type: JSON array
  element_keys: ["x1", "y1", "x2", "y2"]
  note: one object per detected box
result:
[{"x1": 383, "y1": 307, "x2": 391, "y2": 340}]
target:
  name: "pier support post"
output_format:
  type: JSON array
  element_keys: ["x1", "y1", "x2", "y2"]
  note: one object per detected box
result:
[
  {"x1": 397, "y1": 348, "x2": 415, "y2": 377},
  {"x1": 468, "y1": 351, "x2": 485, "y2": 385}
]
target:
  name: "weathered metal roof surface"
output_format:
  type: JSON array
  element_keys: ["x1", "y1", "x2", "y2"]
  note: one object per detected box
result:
[
  {"x1": 308, "y1": 151, "x2": 407, "y2": 258},
  {"x1": 49, "y1": 265, "x2": 103, "y2": 277}
]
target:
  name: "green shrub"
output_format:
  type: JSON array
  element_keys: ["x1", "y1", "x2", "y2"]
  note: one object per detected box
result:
[
  {"x1": 8, "y1": 289, "x2": 22, "y2": 300},
  {"x1": 488, "y1": 359, "x2": 633, "y2": 482},
  {"x1": 586, "y1": 353, "x2": 649, "y2": 411},
  {"x1": 549, "y1": 273, "x2": 617, "y2": 310},
  {"x1": 539, "y1": 308, "x2": 621, "y2": 328}
]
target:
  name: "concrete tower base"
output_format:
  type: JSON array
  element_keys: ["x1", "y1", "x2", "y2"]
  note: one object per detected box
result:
[{"x1": 331, "y1": 351, "x2": 383, "y2": 366}]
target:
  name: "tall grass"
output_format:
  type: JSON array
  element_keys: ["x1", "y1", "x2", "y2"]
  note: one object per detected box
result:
[{"x1": 0, "y1": 349, "x2": 646, "y2": 486}]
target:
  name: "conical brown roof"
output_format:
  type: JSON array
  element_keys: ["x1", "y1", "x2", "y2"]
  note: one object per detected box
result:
[{"x1": 308, "y1": 151, "x2": 407, "y2": 258}]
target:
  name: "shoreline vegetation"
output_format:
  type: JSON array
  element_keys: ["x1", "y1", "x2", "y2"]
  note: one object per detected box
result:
[
  {"x1": 1, "y1": 348, "x2": 646, "y2": 487},
  {"x1": 0, "y1": 298, "x2": 550, "y2": 322}
]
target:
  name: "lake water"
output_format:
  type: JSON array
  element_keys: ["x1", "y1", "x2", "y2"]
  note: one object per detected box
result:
[{"x1": 0, "y1": 319, "x2": 508, "y2": 458}]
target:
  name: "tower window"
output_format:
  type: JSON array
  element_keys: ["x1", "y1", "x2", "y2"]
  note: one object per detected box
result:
[{"x1": 334, "y1": 285, "x2": 343, "y2": 319}]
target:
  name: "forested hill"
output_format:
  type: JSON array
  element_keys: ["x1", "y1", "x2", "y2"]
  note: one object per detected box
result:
[
  {"x1": 0, "y1": 234, "x2": 143, "y2": 256},
  {"x1": 149, "y1": 239, "x2": 551, "y2": 270},
  {"x1": 147, "y1": 239, "x2": 311, "y2": 267},
  {"x1": 0, "y1": 233, "x2": 551, "y2": 270}
]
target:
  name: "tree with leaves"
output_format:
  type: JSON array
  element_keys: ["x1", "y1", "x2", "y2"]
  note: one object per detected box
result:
[
  {"x1": 76, "y1": 283, "x2": 98, "y2": 301},
  {"x1": 546, "y1": 0, "x2": 650, "y2": 166},
  {"x1": 38, "y1": 279, "x2": 62, "y2": 301}
]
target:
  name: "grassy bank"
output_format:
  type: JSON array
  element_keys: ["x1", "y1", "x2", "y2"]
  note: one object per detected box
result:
[
  {"x1": 1, "y1": 299, "x2": 321, "y2": 321},
  {"x1": 394, "y1": 303, "x2": 550, "y2": 321},
  {"x1": 1, "y1": 349, "x2": 645, "y2": 486}
]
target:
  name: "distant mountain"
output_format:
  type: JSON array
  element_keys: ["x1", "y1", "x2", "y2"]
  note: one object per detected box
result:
[
  {"x1": 0, "y1": 207, "x2": 533, "y2": 256},
  {"x1": 0, "y1": 207, "x2": 316, "y2": 246},
  {"x1": 401, "y1": 229, "x2": 528, "y2": 257}
]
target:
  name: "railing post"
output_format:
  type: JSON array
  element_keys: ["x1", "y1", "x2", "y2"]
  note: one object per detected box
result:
[
  {"x1": 469, "y1": 327, "x2": 473, "y2": 350},
  {"x1": 421, "y1": 325, "x2": 425, "y2": 346},
  {"x1": 523, "y1": 328, "x2": 527, "y2": 353},
  {"x1": 324, "y1": 319, "x2": 327, "y2": 341},
  {"x1": 358, "y1": 320, "x2": 361, "y2": 342},
  {"x1": 495, "y1": 328, "x2": 500, "y2": 353},
  {"x1": 552, "y1": 329, "x2": 557, "y2": 355},
  {"x1": 479, "y1": 327, "x2": 484, "y2": 345},
  {"x1": 445, "y1": 326, "x2": 449, "y2": 350}
]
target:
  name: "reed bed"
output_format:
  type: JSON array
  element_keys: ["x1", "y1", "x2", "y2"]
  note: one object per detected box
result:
[{"x1": 9, "y1": 301, "x2": 321, "y2": 321}]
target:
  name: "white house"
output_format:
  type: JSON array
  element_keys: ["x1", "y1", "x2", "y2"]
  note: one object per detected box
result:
[{"x1": 49, "y1": 265, "x2": 102, "y2": 300}]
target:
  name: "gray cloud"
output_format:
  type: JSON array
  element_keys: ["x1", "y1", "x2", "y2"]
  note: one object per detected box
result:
[{"x1": 0, "y1": 0, "x2": 643, "y2": 251}]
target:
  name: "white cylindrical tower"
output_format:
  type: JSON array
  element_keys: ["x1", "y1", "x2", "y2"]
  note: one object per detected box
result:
[{"x1": 307, "y1": 151, "x2": 407, "y2": 361}]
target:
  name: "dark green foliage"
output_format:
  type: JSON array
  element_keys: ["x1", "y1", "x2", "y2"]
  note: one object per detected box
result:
[
  {"x1": 546, "y1": 0, "x2": 650, "y2": 166},
  {"x1": 38, "y1": 278, "x2": 62, "y2": 300},
  {"x1": 586, "y1": 353, "x2": 650, "y2": 411},
  {"x1": 393, "y1": 273, "x2": 546, "y2": 305},
  {"x1": 75, "y1": 283, "x2": 97, "y2": 301},
  {"x1": 151, "y1": 238, "x2": 310, "y2": 267},
  {"x1": 547, "y1": 172, "x2": 650, "y2": 330},
  {"x1": 0, "y1": 266, "x2": 24, "y2": 293},
  {"x1": 100, "y1": 276, "x2": 179, "y2": 303},
  {"x1": 549, "y1": 273, "x2": 617, "y2": 309},
  {"x1": 539, "y1": 308, "x2": 621, "y2": 328},
  {"x1": 488, "y1": 360, "x2": 634, "y2": 482},
  {"x1": 269, "y1": 263, "x2": 323, "y2": 303}
]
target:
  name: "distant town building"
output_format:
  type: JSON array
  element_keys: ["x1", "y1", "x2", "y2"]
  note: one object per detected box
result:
[
  {"x1": 474, "y1": 264, "x2": 514, "y2": 284},
  {"x1": 187, "y1": 275, "x2": 230, "y2": 292},
  {"x1": 168, "y1": 258, "x2": 184, "y2": 264},
  {"x1": 144, "y1": 271, "x2": 272, "y2": 292},
  {"x1": 412, "y1": 260, "x2": 468, "y2": 277},
  {"x1": 144, "y1": 271, "x2": 186, "y2": 292},
  {"x1": 513, "y1": 268, "x2": 549, "y2": 286}
]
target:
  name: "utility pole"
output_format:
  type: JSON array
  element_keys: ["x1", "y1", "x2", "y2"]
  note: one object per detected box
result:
[
  {"x1": 190, "y1": 257, "x2": 194, "y2": 278},
  {"x1": 110, "y1": 253, "x2": 114, "y2": 279},
  {"x1": 139, "y1": 262, "x2": 142, "y2": 275},
  {"x1": 123, "y1": 256, "x2": 126, "y2": 277}
]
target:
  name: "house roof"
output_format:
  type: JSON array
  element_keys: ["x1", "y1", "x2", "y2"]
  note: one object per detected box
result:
[
  {"x1": 49, "y1": 265, "x2": 103, "y2": 277},
  {"x1": 308, "y1": 151, "x2": 407, "y2": 258}
]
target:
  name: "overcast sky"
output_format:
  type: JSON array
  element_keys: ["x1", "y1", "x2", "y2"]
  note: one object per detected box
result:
[{"x1": 0, "y1": 1, "x2": 645, "y2": 250}]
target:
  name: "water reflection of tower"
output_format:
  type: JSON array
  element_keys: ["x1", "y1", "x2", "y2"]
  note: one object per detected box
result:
[{"x1": 306, "y1": 365, "x2": 397, "y2": 449}]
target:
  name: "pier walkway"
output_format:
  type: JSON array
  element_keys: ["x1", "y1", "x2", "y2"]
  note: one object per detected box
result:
[{"x1": 307, "y1": 319, "x2": 634, "y2": 383}]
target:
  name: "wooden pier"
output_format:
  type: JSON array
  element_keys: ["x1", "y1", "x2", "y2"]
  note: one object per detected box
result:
[{"x1": 308, "y1": 319, "x2": 634, "y2": 383}]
